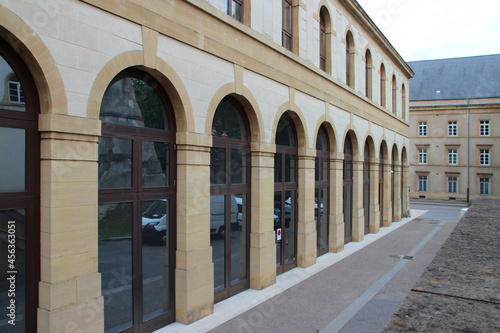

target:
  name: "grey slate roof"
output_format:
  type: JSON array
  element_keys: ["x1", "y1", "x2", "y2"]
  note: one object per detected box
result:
[{"x1": 408, "y1": 54, "x2": 500, "y2": 101}]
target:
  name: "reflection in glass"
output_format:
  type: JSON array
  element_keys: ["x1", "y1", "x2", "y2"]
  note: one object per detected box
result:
[
  {"x1": 211, "y1": 195, "x2": 226, "y2": 292},
  {"x1": 142, "y1": 141, "x2": 169, "y2": 187},
  {"x1": 274, "y1": 153, "x2": 282, "y2": 183},
  {"x1": 322, "y1": 158, "x2": 328, "y2": 181},
  {"x1": 142, "y1": 199, "x2": 171, "y2": 321},
  {"x1": 98, "y1": 137, "x2": 133, "y2": 189},
  {"x1": 98, "y1": 203, "x2": 133, "y2": 332},
  {"x1": 212, "y1": 98, "x2": 246, "y2": 140},
  {"x1": 316, "y1": 188, "x2": 328, "y2": 253},
  {"x1": 230, "y1": 149, "x2": 247, "y2": 184},
  {"x1": 231, "y1": 194, "x2": 247, "y2": 286},
  {"x1": 210, "y1": 148, "x2": 226, "y2": 185},
  {"x1": 285, "y1": 191, "x2": 295, "y2": 264},
  {"x1": 0, "y1": 127, "x2": 25, "y2": 192},
  {"x1": 232, "y1": 1, "x2": 242, "y2": 21},
  {"x1": 0, "y1": 209, "x2": 26, "y2": 332},
  {"x1": 100, "y1": 78, "x2": 168, "y2": 130},
  {"x1": 0, "y1": 56, "x2": 26, "y2": 112},
  {"x1": 276, "y1": 116, "x2": 295, "y2": 146},
  {"x1": 284, "y1": 154, "x2": 296, "y2": 182},
  {"x1": 274, "y1": 192, "x2": 282, "y2": 267}
]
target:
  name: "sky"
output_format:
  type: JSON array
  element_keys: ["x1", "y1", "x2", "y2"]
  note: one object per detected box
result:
[{"x1": 356, "y1": 0, "x2": 500, "y2": 62}]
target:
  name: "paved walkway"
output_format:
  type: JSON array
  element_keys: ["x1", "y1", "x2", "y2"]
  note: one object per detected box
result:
[{"x1": 156, "y1": 202, "x2": 466, "y2": 333}]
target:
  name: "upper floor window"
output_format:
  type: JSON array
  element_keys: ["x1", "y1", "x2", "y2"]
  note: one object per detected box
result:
[
  {"x1": 448, "y1": 121, "x2": 457, "y2": 136},
  {"x1": 418, "y1": 121, "x2": 427, "y2": 136},
  {"x1": 418, "y1": 175, "x2": 427, "y2": 192},
  {"x1": 380, "y1": 64, "x2": 386, "y2": 107},
  {"x1": 448, "y1": 149, "x2": 457, "y2": 165},
  {"x1": 480, "y1": 120, "x2": 490, "y2": 136},
  {"x1": 418, "y1": 149, "x2": 427, "y2": 164},
  {"x1": 391, "y1": 75, "x2": 397, "y2": 115},
  {"x1": 479, "y1": 149, "x2": 490, "y2": 166},
  {"x1": 365, "y1": 49, "x2": 372, "y2": 99},
  {"x1": 225, "y1": 0, "x2": 243, "y2": 22},
  {"x1": 346, "y1": 31, "x2": 355, "y2": 88},
  {"x1": 8, "y1": 74, "x2": 25, "y2": 103},
  {"x1": 480, "y1": 178, "x2": 490, "y2": 195},
  {"x1": 282, "y1": 0, "x2": 293, "y2": 51},
  {"x1": 401, "y1": 84, "x2": 406, "y2": 120},
  {"x1": 448, "y1": 176, "x2": 458, "y2": 193},
  {"x1": 319, "y1": 11, "x2": 326, "y2": 71}
]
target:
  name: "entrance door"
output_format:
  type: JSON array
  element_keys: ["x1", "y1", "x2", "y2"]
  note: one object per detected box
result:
[
  {"x1": 98, "y1": 70, "x2": 176, "y2": 332},
  {"x1": 379, "y1": 152, "x2": 384, "y2": 228},
  {"x1": 343, "y1": 136, "x2": 353, "y2": 243},
  {"x1": 363, "y1": 143, "x2": 370, "y2": 234},
  {"x1": 275, "y1": 114, "x2": 298, "y2": 275},
  {"x1": 0, "y1": 39, "x2": 40, "y2": 332},
  {"x1": 210, "y1": 97, "x2": 250, "y2": 303},
  {"x1": 391, "y1": 158, "x2": 395, "y2": 222},
  {"x1": 315, "y1": 126, "x2": 329, "y2": 257}
]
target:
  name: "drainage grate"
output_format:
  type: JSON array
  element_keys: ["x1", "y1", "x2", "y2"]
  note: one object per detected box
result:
[{"x1": 402, "y1": 255, "x2": 414, "y2": 260}]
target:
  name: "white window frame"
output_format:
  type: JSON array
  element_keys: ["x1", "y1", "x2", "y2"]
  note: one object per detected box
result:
[
  {"x1": 418, "y1": 175, "x2": 427, "y2": 192},
  {"x1": 448, "y1": 121, "x2": 457, "y2": 136},
  {"x1": 8, "y1": 78, "x2": 24, "y2": 103},
  {"x1": 480, "y1": 178, "x2": 490, "y2": 195},
  {"x1": 480, "y1": 120, "x2": 490, "y2": 136},
  {"x1": 418, "y1": 149, "x2": 427, "y2": 164},
  {"x1": 418, "y1": 121, "x2": 427, "y2": 137},
  {"x1": 479, "y1": 149, "x2": 490, "y2": 166},
  {"x1": 448, "y1": 176, "x2": 457, "y2": 193},
  {"x1": 448, "y1": 149, "x2": 457, "y2": 165}
]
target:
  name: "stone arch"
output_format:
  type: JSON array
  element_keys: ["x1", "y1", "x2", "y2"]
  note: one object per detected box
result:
[
  {"x1": 87, "y1": 52, "x2": 194, "y2": 132},
  {"x1": 341, "y1": 126, "x2": 360, "y2": 157},
  {"x1": 272, "y1": 102, "x2": 308, "y2": 149},
  {"x1": 205, "y1": 83, "x2": 264, "y2": 143},
  {"x1": 314, "y1": 115, "x2": 338, "y2": 153},
  {"x1": 362, "y1": 133, "x2": 376, "y2": 158},
  {"x1": 0, "y1": 4, "x2": 67, "y2": 115}
]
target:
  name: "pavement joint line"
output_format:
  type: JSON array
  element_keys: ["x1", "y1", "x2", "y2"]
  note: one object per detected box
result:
[
  {"x1": 320, "y1": 219, "x2": 448, "y2": 333},
  {"x1": 410, "y1": 288, "x2": 500, "y2": 305},
  {"x1": 154, "y1": 209, "x2": 429, "y2": 333}
]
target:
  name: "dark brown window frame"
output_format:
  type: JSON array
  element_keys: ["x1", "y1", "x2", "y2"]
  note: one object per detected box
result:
[
  {"x1": 282, "y1": 0, "x2": 293, "y2": 51},
  {"x1": 343, "y1": 135, "x2": 353, "y2": 243},
  {"x1": 319, "y1": 10, "x2": 327, "y2": 71},
  {"x1": 315, "y1": 126, "x2": 329, "y2": 257}
]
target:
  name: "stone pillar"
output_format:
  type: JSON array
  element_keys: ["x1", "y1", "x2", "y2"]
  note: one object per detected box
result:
[
  {"x1": 329, "y1": 155, "x2": 344, "y2": 253},
  {"x1": 38, "y1": 114, "x2": 104, "y2": 332},
  {"x1": 297, "y1": 148, "x2": 316, "y2": 267},
  {"x1": 383, "y1": 160, "x2": 392, "y2": 227},
  {"x1": 402, "y1": 164, "x2": 410, "y2": 217},
  {"x1": 369, "y1": 161, "x2": 380, "y2": 234},
  {"x1": 249, "y1": 142, "x2": 276, "y2": 289},
  {"x1": 175, "y1": 132, "x2": 213, "y2": 324},
  {"x1": 393, "y1": 161, "x2": 402, "y2": 222},
  {"x1": 351, "y1": 157, "x2": 364, "y2": 242}
]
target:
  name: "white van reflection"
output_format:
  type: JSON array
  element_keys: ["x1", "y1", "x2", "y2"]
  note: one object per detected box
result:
[
  {"x1": 210, "y1": 195, "x2": 239, "y2": 238},
  {"x1": 142, "y1": 200, "x2": 167, "y2": 245}
]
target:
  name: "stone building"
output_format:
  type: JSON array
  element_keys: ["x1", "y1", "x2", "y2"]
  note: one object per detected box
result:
[
  {"x1": 0, "y1": 0, "x2": 411, "y2": 331},
  {"x1": 409, "y1": 54, "x2": 500, "y2": 201}
]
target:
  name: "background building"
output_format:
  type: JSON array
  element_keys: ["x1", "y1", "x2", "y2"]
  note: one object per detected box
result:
[
  {"x1": 0, "y1": 0, "x2": 411, "y2": 331},
  {"x1": 409, "y1": 54, "x2": 500, "y2": 201}
]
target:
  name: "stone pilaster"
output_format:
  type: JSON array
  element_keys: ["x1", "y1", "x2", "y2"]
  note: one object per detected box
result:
[
  {"x1": 402, "y1": 164, "x2": 410, "y2": 217},
  {"x1": 249, "y1": 142, "x2": 276, "y2": 289},
  {"x1": 352, "y1": 157, "x2": 364, "y2": 242},
  {"x1": 383, "y1": 160, "x2": 393, "y2": 227},
  {"x1": 175, "y1": 132, "x2": 214, "y2": 324},
  {"x1": 38, "y1": 113, "x2": 104, "y2": 332},
  {"x1": 369, "y1": 161, "x2": 380, "y2": 234},
  {"x1": 329, "y1": 154, "x2": 344, "y2": 252},
  {"x1": 297, "y1": 148, "x2": 316, "y2": 267}
]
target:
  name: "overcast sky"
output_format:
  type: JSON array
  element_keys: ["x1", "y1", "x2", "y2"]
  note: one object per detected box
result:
[{"x1": 356, "y1": 0, "x2": 500, "y2": 62}]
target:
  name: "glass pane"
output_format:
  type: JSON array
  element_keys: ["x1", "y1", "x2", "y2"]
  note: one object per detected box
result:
[
  {"x1": 284, "y1": 34, "x2": 292, "y2": 51},
  {"x1": 210, "y1": 148, "x2": 226, "y2": 185},
  {"x1": 231, "y1": 149, "x2": 247, "y2": 185},
  {"x1": 212, "y1": 98, "x2": 246, "y2": 140},
  {"x1": 315, "y1": 157, "x2": 319, "y2": 182},
  {"x1": 98, "y1": 137, "x2": 132, "y2": 189},
  {"x1": 285, "y1": 154, "x2": 296, "y2": 183},
  {"x1": 316, "y1": 127, "x2": 328, "y2": 151},
  {"x1": 142, "y1": 199, "x2": 171, "y2": 321},
  {"x1": 0, "y1": 209, "x2": 26, "y2": 331},
  {"x1": 322, "y1": 157, "x2": 328, "y2": 181},
  {"x1": 274, "y1": 153, "x2": 282, "y2": 183},
  {"x1": 284, "y1": 2, "x2": 292, "y2": 33},
  {"x1": 232, "y1": 2, "x2": 242, "y2": 21},
  {"x1": 143, "y1": 141, "x2": 169, "y2": 187},
  {"x1": 274, "y1": 192, "x2": 282, "y2": 267},
  {"x1": 211, "y1": 195, "x2": 226, "y2": 292},
  {"x1": 231, "y1": 194, "x2": 247, "y2": 286},
  {"x1": 317, "y1": 188, "x2": 328, "y2": 252},
  {"x1": 100, "y1": 77, "x2": 168, "y2": 130},
  {"x1": 276, "y1": 116, "x2": 295, "y2": 146},
  {"x1": 0, "y1": 56, "x2": 26, "y2": 111},
  {"x1": 0, "y1": 127, "x2": 25, "y2": 192},
  {"x1": 98, "y1": 202, "x2": 133, "y2": 332},
  {"x1": 285, "y1": 190, "x2": 295, "y2": 264}
]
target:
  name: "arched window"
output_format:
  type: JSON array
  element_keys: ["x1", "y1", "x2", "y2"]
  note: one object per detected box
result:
[
  {"x1": 0, "y1": 38, "x2": 40, "y2": 332},
  {"x1": 346, "y1": 31, "x2": 355, "y2": 88},
  {"x1": 210, "y1": 96, "x2": 250, "y2": 303},
  {"x1": 365, "y1": 49, "x2": 372, "y2": 99},
  {"x1": 392, "y1": 75, "x2": 397, "y2": 115},
  {"x1": 380, "y1": 63, "x2": 386, "y2": 107},
  {"x1": 402, "y1": 84, "x2": 407, "y2": 120},
  {"x1": 275, "y1": 113, "x2": 298, "y2": 274},
  {"x1": 391, "y1": 146, "x2": 397, "y2": 222},
  {"x1": 98, "y1": 69, "x2": 176, "y2": 332},
  {"x1": 282, "y1": 0, "x2": 293, "y2": 51},
  {"x1": 319, "y1": 7, "x2": 332, "y2": 73},
  {"x1": 363, "y1": 141, "x2": 371, "y2": 235},
  {"x1": 315, "y1": 125, "x2": 329, "y2": 256},
  {"x1": 320, "y1": 10, "x2": 327, "y2": 71},
  {"x1": 343, "y1": 135, "x2": 353, "y2": 243}
]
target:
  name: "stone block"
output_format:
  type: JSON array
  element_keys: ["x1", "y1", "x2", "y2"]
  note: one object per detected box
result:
[
  {"x1": 39, "y1": 279, "x2": 77, "y2": 311},
  {"x1": 77, "y1": 273, "x2": 102, "y2": 303},
  {"x1": 41, "y1": 251, "x2": 98, "y2": 284}
]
